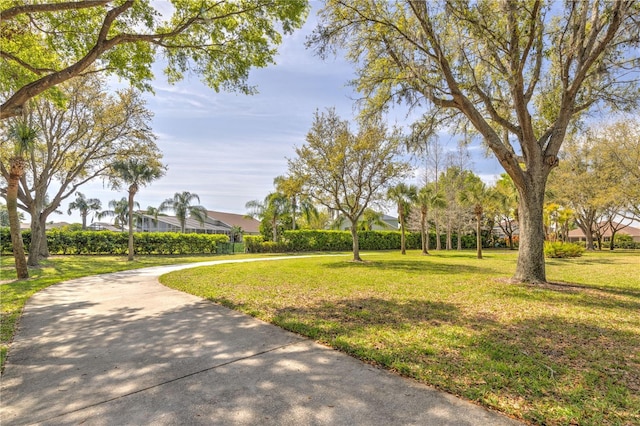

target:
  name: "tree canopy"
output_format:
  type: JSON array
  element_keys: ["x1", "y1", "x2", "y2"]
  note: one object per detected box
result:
[
  {"x1": 288, "y1": 108, "x2": 409, "y2": 261},
  {"x1": 0, "y1": 0, "x2": 309, "y2": 119},
  {"x1": 310, "y1": 0, "x2": 639, "y2": 282}
]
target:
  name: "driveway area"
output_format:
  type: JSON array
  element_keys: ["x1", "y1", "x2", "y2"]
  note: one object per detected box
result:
[{"x1": 1, "y1": 258, "x2": 523, "y2": 425}]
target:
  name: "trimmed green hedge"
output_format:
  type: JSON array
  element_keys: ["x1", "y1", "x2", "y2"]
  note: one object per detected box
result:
[
  {"x1": 1, "y1": 228, "x2": 229, "y2": 255},
  {"x1": 246, "y1": 230, "x2": 455, "y2": 253}
]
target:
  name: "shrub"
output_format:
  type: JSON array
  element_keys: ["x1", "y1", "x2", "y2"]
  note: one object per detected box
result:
[
  {"x1": 544, "y1": 242, "x2": 585, "y2": 258},
  {"x1": 1, "y1": 229, "x2": 228, "y2": 255}
]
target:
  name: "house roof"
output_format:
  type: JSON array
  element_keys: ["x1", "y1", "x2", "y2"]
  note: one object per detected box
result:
[
  {"x1": 568, "y1": 222, "x2": 640, "y2": 238},
  {"x1": 141, "y1": 214, "x2": 230, "y2": 233},
  {"x1": 207, "y1": 210, "x2": 261, "y2": 234}
]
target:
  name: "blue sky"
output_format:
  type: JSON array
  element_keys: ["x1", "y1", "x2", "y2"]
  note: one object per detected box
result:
[{"x1": 56, "y1": 2, "x2": 503, "y2": 225}]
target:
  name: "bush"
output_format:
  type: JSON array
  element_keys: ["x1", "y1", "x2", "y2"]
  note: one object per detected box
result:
[
  {"x1": 544, "y1": 242, "x2": 585, "y2": 258},
  {"x1": 1, "y1": 229, "x2": 229, "y2": 255}
]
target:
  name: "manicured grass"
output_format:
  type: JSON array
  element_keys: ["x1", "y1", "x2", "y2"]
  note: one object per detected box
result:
[
  {"x1": 0, "y1": 253, "x2": 267, "y2": 370},
  {"x1": 160, "y1": 250, "x2": 640, "y2": 426}
]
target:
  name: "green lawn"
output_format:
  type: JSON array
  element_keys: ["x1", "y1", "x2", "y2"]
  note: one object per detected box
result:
[
  {"x1": 159, "y1": 250, "x2": 640, "y2": 426},
  {"x1": 0, "y1": 253, "x2": 266, "y2": 369}
]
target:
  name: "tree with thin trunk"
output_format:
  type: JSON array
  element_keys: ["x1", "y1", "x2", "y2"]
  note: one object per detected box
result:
[
  {"x1": 160, "y1": 192, "x2": 208, "y2": 234},
  {"x1": 459, "y1": 173, "x2": 489, "y2": 260},
  {"x1": 288, "y1": 108, "x2": 409, "y2": 261},
  {"x1": 310, "y1": 0, "x2": 639, "y2": 283},
  {"x1": 387, "y1": 183, "x2": 418, "y2": 255},
  {"x1": 416, "y1": 183, "x2": 446, "y2": 255},
  {"x1": 110, "y1": 159, "x2": 165, "y2": 260},
  {"x1": 67, "y1": 192, "x2": 102, "y2": 230},
  {"x1": 98, "y1": 198, "x2": 137, "y2": 232},
  {"x1": 5, "y1": 121, "x2": 38, "y2": 278},
  {"x1": 245, "y1": 192, "x2": 290, "y2": 242}
]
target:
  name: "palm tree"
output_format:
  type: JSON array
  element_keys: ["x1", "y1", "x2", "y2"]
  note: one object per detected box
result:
[
  {"x1": 387, "y1": 183, "x2": 418, "y2": 255},
  {"x1": 245, "y1": 192, "x2": 290, "y2": 242},
  {"x1": 358, "y1": 208, "x2": 388, "y2": 231},
  {"x1": 416, "y1": 183, "x2": 446, "y2": 255},
  {"x1": 459, "y1": 173, "x2": 489, "y2": 259},
  {"x1": 67, "y1": 192, "x2": 102, "y2": 230},
  {"x1": 230, "y1": 225, "x2": 243, "y2": 243},
  {"x1": 98, "y1": 197, "x2": 140, "y2": 231},
  {"x1": 6, "y1": 121, "x2": 38, "y2": 278},
  {"x1": 274, "y1": 175, "x2": 318, "y2": 230},
  {"x1": 110, "y1": 159, "x2": 165, "y2": 260},
  {"x1": 160, "y1": 191, "x2": 208, "y2": 233}
]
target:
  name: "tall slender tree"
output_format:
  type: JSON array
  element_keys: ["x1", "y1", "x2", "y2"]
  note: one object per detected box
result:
[
  {"x1": 160, "y1": 191, "x2": 208, "y2": 234},
  {"x1": 387, "y1": 183, "x2": 418, "y2": 255},
  {"x1": 415, "y1": 183, "x2": 446, "y2": 255},
  {"x1": 245, "y1": 192, "x2": 290, "y2": 242},
  {"x1": 67, "y1": 192, "x2": 102, "y2": 230},
  {"x1": 110, "y1": 158, "x2": 165, "y2": 260},
  {"x1": 459, "y1": 173, "x2": 490, "y2": 260},
  {"x1": 5, "y1": 121, "x2": 38, "y2": 278},
  {"x1": 98, "y1": 197, "x2": 138, "y2": 231}
]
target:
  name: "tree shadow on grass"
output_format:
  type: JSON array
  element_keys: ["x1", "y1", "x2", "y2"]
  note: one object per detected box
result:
[
  {"x1": 259, "y1": 296, "x2": 639, "y2": 425},
  {"x1": 325, "y1": 259, "x2": 500, "y2": 276}
]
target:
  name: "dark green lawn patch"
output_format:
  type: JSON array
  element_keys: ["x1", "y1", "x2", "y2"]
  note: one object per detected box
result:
[{"x1": 160, "y1": 250, "x2": 640, "y2": 425}]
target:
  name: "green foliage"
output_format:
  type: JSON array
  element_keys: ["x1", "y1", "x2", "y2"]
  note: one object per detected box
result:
[
  {"x1": 544, "y1": 242, "x2": 585, "y2": 258},
  {"x1": 1, "y1": 1, "x2": 310, "y2": 118},
  {"x1": 0, "y1": 229, "x2": 228, "y2": 255}
]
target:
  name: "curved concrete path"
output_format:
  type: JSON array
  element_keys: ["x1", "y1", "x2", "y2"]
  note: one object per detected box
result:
[{"x1": 1, "y1": 257, "x2": 523, "y2": 425}]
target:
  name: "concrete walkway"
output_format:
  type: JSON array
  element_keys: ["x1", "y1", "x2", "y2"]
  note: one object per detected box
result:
[{"x1": 1, "y1": 257, "x2": 523, "y2": 425}]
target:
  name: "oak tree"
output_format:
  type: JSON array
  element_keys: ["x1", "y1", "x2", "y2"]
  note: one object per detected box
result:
[
  {"x1": 0, "y1": 0, "x2": 309, "y2": 119},
  {"x1": 310, "y1": 0, "x2": 639, "y2": 283}
]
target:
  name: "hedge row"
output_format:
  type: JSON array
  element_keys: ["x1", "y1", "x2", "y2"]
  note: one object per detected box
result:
[
  {"x1": 1, "y1": 229, "x2": 229, "y2": 255},
  {"x1": 245, "y1": 230, "x2": 481, "y2": 253}
]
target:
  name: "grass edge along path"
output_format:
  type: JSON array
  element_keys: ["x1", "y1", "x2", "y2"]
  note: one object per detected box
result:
[
  {"x1": 0, "y1": 253, "x2": 288, "y2": 370},
  {"x1": 159, "y1": 250, "x2": 640, "y2": 426}
]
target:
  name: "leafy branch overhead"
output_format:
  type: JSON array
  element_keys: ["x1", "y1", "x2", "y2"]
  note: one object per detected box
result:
[{"x1": 0, "y1": 0, "x2": 309, "y2": 119}]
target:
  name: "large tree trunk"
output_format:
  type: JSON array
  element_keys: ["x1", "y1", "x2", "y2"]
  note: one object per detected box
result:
[
  {"x1": 513, "y1": 183, "x2": 547, "y2": 283},
  {"x1": 8, "y1": 159, "x2": 29, "y2": 279},
  {"x1": 27, "y1": 216, "x2": 44, "y2": 266},
  {"x1": 350, "y1": 222, "x2": 362, "y2": 261}
]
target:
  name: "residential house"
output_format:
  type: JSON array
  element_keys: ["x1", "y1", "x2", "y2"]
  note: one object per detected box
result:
[{"x1": 567, "y1": 222, "x2": 640, "y2": 243}]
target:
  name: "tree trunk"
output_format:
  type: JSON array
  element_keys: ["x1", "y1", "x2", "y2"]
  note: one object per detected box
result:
[
  {"x1": 457, "y1": 225, "x2": 462, "y2": 250},
  {"x1": 27, "y1": 217, "x2": 44, "y2": 267},
  {"x1": 513, "y1": 184, "x2": 547, "y2": 283},
  {"x1": 420, "y1": 208, "x2": 429, "y2": 255},
  {"x1": 475, "y1": 212, "x2": 482, "y2": 260},
  {"x1": 350, "y1": 222, "x2": 362, "y2": 261},
  {"x1": 7, "y1": 159, "x2": 29, "y2": 279},
  {"x1": 609, "y1": 230, "x2": 617, "y2": 251},
  {"x1": 435, "y1": 214, "x2": 442, "y2": 250},
  {"x1": 399, "y1": 210, "x2": 406, "y2": 255},
  {"x1": 127, "y1": 189, "x2": 135, "y2": 261},
  {"x1": 446, "y1": 217, "x2": 452, "y2": 250}
]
